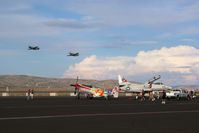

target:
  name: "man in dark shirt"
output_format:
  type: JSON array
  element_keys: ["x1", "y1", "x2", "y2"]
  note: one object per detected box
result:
[{"x1": 162, "y1": 90, "x2": 166, "y2": 104}]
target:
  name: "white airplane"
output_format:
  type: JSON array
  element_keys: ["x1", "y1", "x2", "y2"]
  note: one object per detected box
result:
[{"x1": 118, "y1": 75, "x2": 172, "y2": 93}]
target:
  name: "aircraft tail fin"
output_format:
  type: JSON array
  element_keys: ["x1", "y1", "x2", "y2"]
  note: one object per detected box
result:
[
  {"x1": 118, "y1": 75, "x2": 128, "y2": 84},
  {"x1": 118, "y1": 75, "x2": 123, "y2": 84}
]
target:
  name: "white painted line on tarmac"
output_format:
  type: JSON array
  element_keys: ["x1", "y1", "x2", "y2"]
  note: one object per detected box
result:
[
  {"x1": 1, "y1": 102, "x2": 199, "y2": 109},
  {"x1": 0, "y1": 110, "x2": 199, "y2": 120}
]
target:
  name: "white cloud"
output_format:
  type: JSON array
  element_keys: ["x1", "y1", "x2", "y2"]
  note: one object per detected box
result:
[
  {"x1": 64, "y1": 55, "x2": 133, "y2": 79},
  {"x1": 179, "y1": 26, "x2": 199, "y2": 35},
  {"x1": 64, "y1": 45, "x2": 199, "y2": 85},
  {"x1": 0, "y1": 14, "x2": 59, "y2": 39},
  {"x1": 0, "y1": 14, "x2": 100, "y2": 40},
  {"x1": 43, "y1": 18, "x2": 104, "y2": 31},
  {"x1": 180, "y1": 38, "x2": 195, "y2": 42},
  {"x1": 67, "y1": 0, "x2": 199, "y2": 27},
  {"x1": 0, "y1": 2, "x2": 103, "y2": 39},
  {"x1": 1, "y1": 0, "x2": 199, "y2": 40}
]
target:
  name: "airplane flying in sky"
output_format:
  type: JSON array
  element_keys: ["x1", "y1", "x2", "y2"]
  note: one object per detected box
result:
[
  {"x1": 70, "y1": 77, "x2": 118, "y2": 99},
  {"x1": 28, "y1": 46, "x2": 40, "y2": 50},
  {"x1": 118, "y1": 75, "x2": 172, "y2": 93},
  {"x1": 67, "y1": 52, "x2": 79, "y2": 56}
]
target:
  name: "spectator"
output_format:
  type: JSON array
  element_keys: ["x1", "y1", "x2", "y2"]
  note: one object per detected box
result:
[
  {"x1": 162, "y1": 90, "x2": 166, "y2": 104},
  {"x1": 30, "y1": 89, "x2": 34, "y2": 100},
  {"x1": 27, "y1": 89, "x2": 31, "y2": 100}
]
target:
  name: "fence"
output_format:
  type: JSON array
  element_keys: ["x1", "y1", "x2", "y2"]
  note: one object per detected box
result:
[{"x1": 0, "y1": 91, "x2": 199, "y2": 97}]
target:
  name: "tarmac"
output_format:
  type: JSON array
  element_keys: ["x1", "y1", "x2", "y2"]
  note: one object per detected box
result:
[{"x1": 0, "y1": 96, "x2": 198, "y2": 133}]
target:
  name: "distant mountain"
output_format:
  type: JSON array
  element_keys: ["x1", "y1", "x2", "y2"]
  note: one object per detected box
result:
[
  {"x1": 0, "y1": 75, "x2": 198, "y2": 92},
  {"x1": 0, "y1": 75, "x2": 118, "y2": 92},
  {"x1": 173, "y1": 85, "x2": 199, "y2": 90}
]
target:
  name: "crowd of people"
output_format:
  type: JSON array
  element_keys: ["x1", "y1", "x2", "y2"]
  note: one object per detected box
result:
[
  {"x1": 137, "y1": 89, "x2": 196, "y2": 104},
  {"x1": 139, "y1": 89, "x2": 166, "y2": 104},
  {"x1": 26, "y1": 89, "x2": 34, "y2": 100}
]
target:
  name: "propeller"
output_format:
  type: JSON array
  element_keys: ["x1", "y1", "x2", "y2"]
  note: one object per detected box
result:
[
  {"x1": 75, "y1": 76, "x2": 79, "y2": 94},
  {"x1": 82, "y1": 84, "x2": 92, "y2": 88},
  {"x1": 70, "y1": 76, "x2": 79, "y2": 94},
  {"x1": 69, "y1": 76, "x2": 81, "y2": 99}
]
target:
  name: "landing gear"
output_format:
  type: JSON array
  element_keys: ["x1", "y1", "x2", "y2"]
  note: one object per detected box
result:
[
  {"x1": 177, "y1": 95, "x2": 180, "y2": 100},
  {"x1": 77, "y1": 92, "x2": 80, "y2": 100},
  {"x1": 86, "y1": 94, "x2": 93, "y2": 100}
]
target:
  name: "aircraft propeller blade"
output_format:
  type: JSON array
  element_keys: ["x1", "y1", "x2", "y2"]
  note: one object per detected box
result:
[
  {"x1": 70, "y1": 76, "x2": 79, "y2": 94},
  {"x1": 82, "y1": 84, "x2": 92, "y2": 88}
]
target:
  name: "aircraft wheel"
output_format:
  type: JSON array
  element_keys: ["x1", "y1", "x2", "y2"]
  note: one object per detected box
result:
[
  {"x1": 106, "y1": 96, "x2": 111, "y2": 100},
  {"x1": 177, "y1": 95, "x2": 180, "y2": 100},
  {"x1": 77, "y1": 93, "x2": 80, "y2": 100}
]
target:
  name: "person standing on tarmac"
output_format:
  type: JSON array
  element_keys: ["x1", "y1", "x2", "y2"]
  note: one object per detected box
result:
[
  {"x1": 149, "y1": 91, "x2": 155, "y2": 101},
  {"x1": 27, "y1": 89, "x2": 31, "y2": 100},
  {"x1": 162, "y1": 90, "x2": 166, "y2": 104},
  {"x1": 30, "y1": 89, "x2": 34, "y2": 100},
  {"x1": 141, "y1": 89, "x2": 145, "y2": 101}
]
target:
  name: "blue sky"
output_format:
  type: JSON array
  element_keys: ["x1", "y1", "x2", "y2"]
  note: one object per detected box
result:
[{"x1": 1, "y1": 0, "x2": 199, "y2": 85}]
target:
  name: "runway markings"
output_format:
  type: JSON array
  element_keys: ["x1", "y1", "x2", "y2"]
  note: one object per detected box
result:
[
  {"x1": 0, "y1": 110, "x2": 199, "y2": 120},
  {"x1": 1, "y1": 102, "x2": 199, "y2": 109}
]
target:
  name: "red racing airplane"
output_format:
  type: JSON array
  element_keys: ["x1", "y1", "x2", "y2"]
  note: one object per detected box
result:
[{"x1": 70, "y1": 77, "x2": 118, "y2": 100}]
